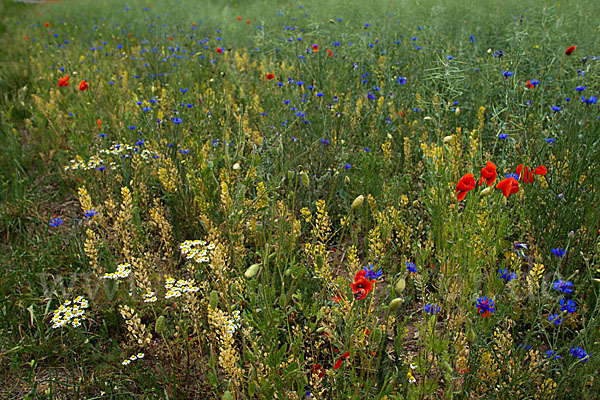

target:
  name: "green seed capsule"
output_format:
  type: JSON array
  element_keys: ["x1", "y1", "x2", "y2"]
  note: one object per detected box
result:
[
  {"x1": 372, "y1": 327, "x2": 382, "y2": 344},
  {"x1": 316, "y1": 254, "x2": 324, "y2": 268}
]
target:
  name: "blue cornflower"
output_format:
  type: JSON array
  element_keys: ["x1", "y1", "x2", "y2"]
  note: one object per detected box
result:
[
  {"x1": 499, "y1": 133, "x2": 509, "y2": 140},
  {"x1": 171, "y1": 117, "x2": 183, "y2": 124},
  {"x1": 581, "y1": 96, "x2": 598, "y2": 104},
  {"x1": 424, "y1": 304, "x2": 441, "y2": 315},
  {"x1": 180, "y1": 149, "x2": 190, "y2": 154},
  {"x1": 548, "y1": 313, "x2": 562, "y2": 326},
  {"x1": 546, "y1": 138, "x2": 556, "y2": 144},
  {"x1": 513, "y1": 243, "x2": 528, "y2": 251},
  {"x1": 320, "y1": 138, "x2": 329, "y2": 145},
  {"x1": 506, "y1": 173, "x2": 520, "y2": 180},
  {"x1": 553, "y1": 279, "x2": 574, "y2": 294},
  {"x1": 49, "y1": 217, "x2": 63, "y2": 227},
  {"x1": 476, "y1": 296, "x2": 496, "y2": 318},
  {"x1": 502, "y1": 70, "x2": 514, "y2": 78},
  {"x1": 136, "y1": 138, "x2": 144, "y2": 146},
  {"x1": 546, "y1": 350, "x2": 561, "y2": 359},
  {"x1": 128, "y1": 125, "x2": 137, "y2": 130},
  {"x1": 551, "y1": 105, "x2": 561, "y2": 112},
  {"x1": 570, "y1": 347, "x2": 589, "y2": 362},
  {"x1": 397, "y1": 76, "x2": 407, "y2": 85},
  {"x1": 180, "y1": 87, "x2": 188, "y2": 93},
  {"x1": 560, "y1": 298, "x2": 577, "y2": 314},
  {"x1": 575, "y1": 86, "x2": 586, "y2": 92},
  {"x1": 551, "y1": 248, "x2": 566, "y2": 258},
  {"x1": 406, "y1": 262, "x2": 418, "y2": 273},
  {"x1": 84, "y1": 209, "x2": 98, "y2": 218},
  {"x1": 363, "y1": 264, "x2": 383, "y2": 280},
  {"x1": 344, "y1": 163, "x2": 351, "y2": 170},
  {"x1": 470, "y1": 35, "x2": 476, "y2": 42},
  {"x1": 499, "y1": 269, "x2": 517, "y2": 282}
]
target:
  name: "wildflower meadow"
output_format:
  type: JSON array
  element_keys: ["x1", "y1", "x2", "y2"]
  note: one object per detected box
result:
[{"x1": 1, "y1": 0, "x2": 600, "y2": 398}]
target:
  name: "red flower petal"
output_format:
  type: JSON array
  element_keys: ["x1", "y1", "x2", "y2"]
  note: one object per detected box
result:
[
  {"x1": 535, "y1": 165, "x2": 547, "y2": 175},
  {"x1": 565, "y1": 46, "x2": 576, "y2": 56}
]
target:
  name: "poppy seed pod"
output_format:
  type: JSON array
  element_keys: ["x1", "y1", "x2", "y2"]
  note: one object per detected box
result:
[{"x1": 352, "y1": 195, "x2": 364, "y2": 210}]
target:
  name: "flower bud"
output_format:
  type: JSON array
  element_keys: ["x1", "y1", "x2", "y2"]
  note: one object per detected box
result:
[
  {"x1": 155, "y1": 315, "x2": 165, "y2": 333},
  {"x1": 395, "y1": 278, "x2": 406, "y2": 293},
  {"x1": 301, "y1": 172, "x2": 310, "y2": 188},
  {"x1": 232, "y1": 162, "x2": 241, "y2": 170},
  {"x1": 244, "y1": 263, "x2": 261, "y2": 278},
  {"x1": 352, "y1": 195, "x2": 364, "y2": 210},
  {"x1": 209, "y1": 290, "x2": 219, "y2": 309},
  {"x1": 568, "y1": 230, "x2": 575, "y2": 239},
  {"x1": 466, "y1": 326, "x2": 476, "y2": 343},
  {"x1": 287, "y1": 170, "x2": 295, "y2": 181},
  {"x1": 222, "y1": 391, "x2": 233, "y2": 400},
  {"x1": 316, "y1": 254, "x2": 324, "y2": 269},
  {"x1": 455, "y1": 107, "x2": 460, "y2": 116},
  {"x1": 372, "y1": 327, "x2": 382, "y2": 344},
  {"x1": 388, "y1": 298, "x2": 403, "y2": 313},
  {"x1": 443, "y1": 135, "x2": 454, "y2": 144},
  {"x1": 345, "y1": 176, "x2": 350, "y2": 185},
  {"x1": 479, "y1": 187, "x2": 492, "y2": 197}
]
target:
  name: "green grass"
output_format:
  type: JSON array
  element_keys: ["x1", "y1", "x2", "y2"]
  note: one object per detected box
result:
[{"x1": 1, "y1": 0, "x2": 600, "y2": 398}]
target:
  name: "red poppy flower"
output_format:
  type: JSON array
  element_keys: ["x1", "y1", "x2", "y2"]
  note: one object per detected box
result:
[
  {"x1": 327, "y1": 49, "x2": 333, "y2": 57},
  {"x1": 78, "y1": 80, "x2": 88, "y2": 91},
  {"x1": 334, "y1": 351, "x2": 350, "y2": 370},
  {"x1": 45, "y1": 22, "x2": 50, "y2": 27},
  {"x1": 496, "y1": 177, "x2": 519, "y2": 197},
  {"x1": 535, "y1": 165, "x2": 547, "y2": 175},
  {"x1": 246, "y1": 19, "x2": 251, "y2": 24},
  {"x1": 354, "y1": 270, "x2": 367, "y2": 281},
  {"x1": 58, "y1": 75, "x2": 69, "y2": 87},
  {"x1": 237, "y1": 16, "x2": 242, "y2": 21},
  {"x1": 266, "y1": 73, "x2": 274, "y2": 80},
  {"x1": 526, "y1": 80, "x2": 534, "y2": 89},
  {"x1": 516, "y1": 164, "x2": 534, "y2": 184},
  {"x1": 565, "y1": 46, "x2": 576, "y2": 56},
  {"x1": 312, "y1": 44, "x2": 319, "y2": 52},
  {"x1": 350, "y1": 277, "x2": 373, "y2": 300},
  {"x1": 478, "y1": 161, "x2": 497, "y2": 186},
  {"x1": 312, "y1": 363, "x2": 325, "y2": 378},
  {"x1": 216, "y1": 47, "x2": 223, "y2": 54},
  {"x1": 455, "y1": 173, "x2": 476, "y2": 201},
  {"x1": 97, "y1": 119, "x2": 101, "y2": 130}
]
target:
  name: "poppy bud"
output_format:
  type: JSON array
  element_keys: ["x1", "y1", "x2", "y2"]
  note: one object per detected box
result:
[
  {"x1": 155, "y1": 315, "x2": 165, "y2": 333},
  {"x1": 466, "y1": 326, "x2": 476, "y2": 342},
  {"x1": 395, "y1": 278, "x2": 406, "y2": 293},
  {"x1": 389, "y1": 297, "x2": 403, "y2": 313},
  {"x1": 209, "y1": 290, "x2": 219, "y2": 309},
  {"x1": 222, "y1": 391, "x2": 233, "y2": 400},
  {"x1": 232, "y1": 162, "x2": 240, "y2": 170},
  {"x1": 345, "y1": 176, "x2": 350, "y2": 185},
  {"x1": 301, "y1": 172, "x2": 310, "y2": 188},
  {"x1": 245, "y1": 263, "x2": 261, "y2": 278},
  {"x1": 568, "y1": 230, "x2": 575, "y2": 239},
  {"x1": 479, "y1": 187, "x2": 492, "y2": 197},
  {"x1": 372, "y1": 327, "x2": 382, "y2": 344},
  {"x1": 287, "y1": 170, "x2": 295, "y2": 181},
  {"x1": 441, "y1": 360, "x2": 453, "y2": 375},
  {"x1": 352, "y1": 195, "x2": 364, "y2": 210},
  {"x1": 443, "y1": 135, "x2": 454, "y2": 144},
  {"x1": 316, "y1": 254, "x2": 324, "y2": 268},
  {"x1": 285, "y1": 268, "x2": 291, "y2": 276},
  {"x1": 455, "y1": 107, "x2": 460, "y2": 116}
]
